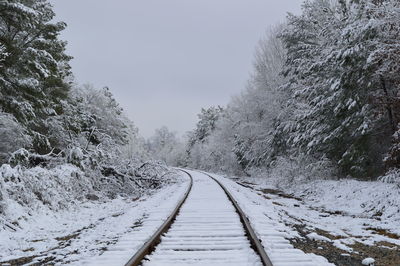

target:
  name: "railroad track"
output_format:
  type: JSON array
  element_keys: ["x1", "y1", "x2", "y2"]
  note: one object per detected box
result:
[{"x1": 125, "y1": 169, "x2": 273, "y2": 266}]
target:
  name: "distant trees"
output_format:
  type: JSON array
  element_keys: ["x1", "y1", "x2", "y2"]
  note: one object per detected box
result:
[
  {"x1": 185, "y1": 106, "x2": 225, "y2": 170},
  {"x1": 146, "y1": 126, "x2": 186, "y2": 166},
  {"x1": 184, "y1": 27, "x2": 288, "y2": 175}
]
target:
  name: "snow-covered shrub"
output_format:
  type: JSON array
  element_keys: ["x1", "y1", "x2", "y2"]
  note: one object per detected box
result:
[
  {"x1": 135, "y1": 161, "x2": 169, "y2": 179},
  {"x1": 32, "y1": 132, "x2": 52, "y2": 155},
  {"x1": 379, "y1": 169, "x2": 400, "y2": 184},
  {"x1": 8, "y1": 148, "x2": 30, "y2": 167},
  {"x1": 0, "y1": 163, "x2": 89, "y2": 219},
  {"x1": 0, "y1": 161, "x2": 169, "y2": 222},
  {"x1": 67, "y1": 147, "x2": 85, "y2": 168},
  {"x1": 8, "y1": 148, "x2": 61, "y2": 168},
  {"x1": 0, "y1": 112, "x2": 31, "y2": 163},
  {"x1": 0, "y1": 44, "x2": 7, "y2": 63},
  {"x1": 384, "y1": 126, "x2": 400, "y2": 170}
]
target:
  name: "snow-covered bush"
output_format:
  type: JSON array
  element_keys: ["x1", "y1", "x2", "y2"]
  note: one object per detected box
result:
[
  {"x1": 0, "y1": 164, "x2": 86, "y2": 220},
  {"x1": 66, "y1": 147, "x2": 85, "y2": 167},
  {"x1": 8, "y1": 148, "x2": 30, "y2": 167},
  {"x1": 0, "y1": 112, "x2": 31, "y2": 164},
  {"x1": 0, "y1": 159, "x2": 178, "y2": 224},
  {"x1": 0, "y1": 44, "x2": 7, "y2": 63},
  {"x1": 379, "y1": 169, "x2": 400, "y2": 184}
]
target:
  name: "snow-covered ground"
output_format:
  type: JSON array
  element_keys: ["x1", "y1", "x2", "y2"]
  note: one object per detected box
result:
[
  {"x1": 214, "y1": 173, "x2": 400, "y2": 265},
  {"x1": 2, "y1": 167, "x2": 399, "y2": 266},
  {"x1": 0, "y1": 171, "x2": 190, "y2": 265}
]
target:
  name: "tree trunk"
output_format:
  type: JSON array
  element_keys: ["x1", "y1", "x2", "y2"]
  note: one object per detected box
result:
[{"x1": 380, "y1": 75, "x2": 396, "y2": 133}]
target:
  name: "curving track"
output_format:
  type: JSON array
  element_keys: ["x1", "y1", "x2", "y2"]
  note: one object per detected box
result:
[{"x1": 126, "y1": 170, "x2": 273, "y2": 266}]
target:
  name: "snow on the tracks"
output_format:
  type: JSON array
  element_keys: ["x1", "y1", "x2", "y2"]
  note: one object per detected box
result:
[
  {"x1": 143, "y1": 170, "x2": 262, "y2": 266},
  {"x1": 209, "y1": 172, "x2": 333, "y2": 266}
]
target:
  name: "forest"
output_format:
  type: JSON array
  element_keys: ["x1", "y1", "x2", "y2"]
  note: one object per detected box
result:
[
  {"x1": 0, "y1": 0, "x2": 172, "y2": 224},
  {"x1": 149, "y1": 0, "x2": 400, "y2": 185}
]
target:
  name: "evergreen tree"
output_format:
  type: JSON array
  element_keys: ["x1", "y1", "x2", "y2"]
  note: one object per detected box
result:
[{"x1": 0, "y1": 0, "x2": 72, "y2": 154}]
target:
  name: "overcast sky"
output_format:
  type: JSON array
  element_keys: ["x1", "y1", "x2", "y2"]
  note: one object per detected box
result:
[{"x1": 50, "y1": 0, "x2": 303, "y2": 138}]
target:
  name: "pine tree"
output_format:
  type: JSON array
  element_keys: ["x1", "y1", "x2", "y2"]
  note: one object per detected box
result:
[{"x1": 0, "y1": 0, "x2": 72, "y2": 154}]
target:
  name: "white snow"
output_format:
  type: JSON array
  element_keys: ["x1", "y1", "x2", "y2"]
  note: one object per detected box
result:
[
  {"x1": 207, "y1": 172, "x2": 334, "y2": 266},
  {"x1": 306, "y1": 233, "x2": 332, "y2": 242},
  {"x1": 0, "y1": 171, "x2": 190, "y2": 265},
  {"x1": 217, "y1": 173, "x2": 400, "y2": 260},
  {"x1": 361, "y1": 257, "x2": 375, "y2": 265}
]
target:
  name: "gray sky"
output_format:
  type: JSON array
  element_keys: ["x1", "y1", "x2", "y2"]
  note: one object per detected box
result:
[{"x1": 50, "y1": 0, "x2": 303, "y2": 137}]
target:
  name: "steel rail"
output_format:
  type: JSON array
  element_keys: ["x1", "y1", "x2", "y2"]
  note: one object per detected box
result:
[
  {"x1": 124, "y1": 169, "x2": 193, "y2": 266},
  {"x1": 202, "y1": 171, "x2": 274, "y2": 266}
]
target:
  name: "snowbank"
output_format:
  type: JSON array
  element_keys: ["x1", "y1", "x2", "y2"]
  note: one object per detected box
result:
[
  {"x1": 240, "y1": 174, "x2": 400, "y2": 231},
  {"x1": 286, "y1": 179, "x2": 400, "y2": 229},
  {"x1": 218, "y1": 173, "x2": 400, "y2": 265},
  {"x1": 0, "y1": 162, "x2": 178, "y2": 231},
  {"x1": 0, "y1": 175, "x2": 189, "y2": 265}
]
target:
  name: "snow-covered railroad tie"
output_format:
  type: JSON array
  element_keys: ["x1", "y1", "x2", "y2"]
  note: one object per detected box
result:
[{"x1": 126, "y1": 170, "x2": 272, "y2": 266}]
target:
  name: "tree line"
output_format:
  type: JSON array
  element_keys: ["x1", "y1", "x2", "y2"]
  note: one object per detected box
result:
[
  {"x1": 149, "y1": 0, "x2": 400, "y2": 182},
  {"x1": 0, "y1": 0, "x2": 145, "y2": 174}
]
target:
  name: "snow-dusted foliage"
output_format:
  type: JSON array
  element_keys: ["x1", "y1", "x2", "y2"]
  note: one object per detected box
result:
[
  {"x1": 0, "y1": 0, "x2": 178, "y2": 227},
  {"x1": 0, "y1": 160, "x2": 179, "y2": 229},
  {"x1": 184, "y1": 27, "x2": 291, "y2": 175},
  {"x1": 0, "y1": 112, "x2": 31, "y2": 164},
  {"x1": 379, "y1": 168, "x2": 400, "y2": 184},
  {"x1": 0, "y1": 44, "x2": 7, "y2": 64},
  {"x1": 183, "y1": 0, "x2": 400, "y2": 182},
  {"x1": 188, "y1": 115, "x2": 243, "y2": 174},
  {"x1": 280, "y1": 0, "x2": 400, "y2": 178},
  {"x1": 0, "y1": 0, "x2": 72, "y2": 145}
]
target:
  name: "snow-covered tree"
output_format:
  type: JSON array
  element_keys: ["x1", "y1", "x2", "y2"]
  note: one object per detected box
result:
[
  {"x1": 0, "y1": 0, "x2": 72, "y2": 154},
  {"x1": 73, "y1": 85, "x2": 130, "y2": 147},
  {"x1": 280, "y1": 0, "x2": 400, "y2": 177},
  {"x1": 230, "y1": 26, "x2": 288, "y2": 169},
  {"x1": 187, "y1": 106, "x2": 223, "y2": 148}
]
